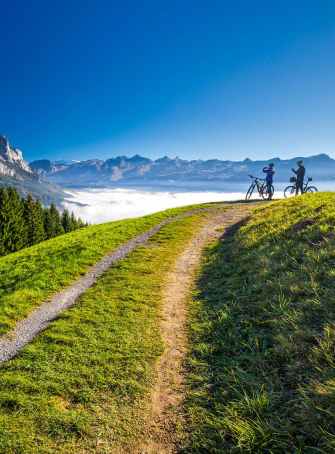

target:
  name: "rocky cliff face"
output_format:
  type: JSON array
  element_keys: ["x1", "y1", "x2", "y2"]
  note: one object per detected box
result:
[
  {"x1": 0, "y1": 134, "x2": 66, "y2": 206},
  {"x1": 0, "y1": 135, "x2": 32, "y2": 176}
]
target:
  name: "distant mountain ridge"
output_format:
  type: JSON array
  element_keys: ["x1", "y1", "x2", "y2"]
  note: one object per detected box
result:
[{"x1": 30, "y1": 152, "x2": 335, "y2": 189}]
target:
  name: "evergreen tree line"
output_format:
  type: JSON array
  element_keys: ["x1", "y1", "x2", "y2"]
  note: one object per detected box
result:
[{"x1": 0, "y1": 185, "x2": 88, "y2": 256}]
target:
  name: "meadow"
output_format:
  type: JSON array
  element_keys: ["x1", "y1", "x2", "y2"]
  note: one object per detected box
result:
[
  {"x1": 0, "y1": 201, "x2": 220, "y2": 336},
  {"x1": 185, "y1": 192, "x2": 335, "y2": 453},
  {"x1": 1, "y1": 193, "x2": 335, "y2": 453},
  {"x1": 0, "y1": 206, "x2": 225, "y2": 453}
]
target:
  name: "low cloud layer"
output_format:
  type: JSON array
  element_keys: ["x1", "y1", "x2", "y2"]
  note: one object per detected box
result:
[{"x1": 62, "y1": 188, "x2": 284, "y2": 225}]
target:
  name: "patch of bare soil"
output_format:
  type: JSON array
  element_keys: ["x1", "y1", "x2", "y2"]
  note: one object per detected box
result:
[
  {"x1": 314, "y1": 204, "x2": 327, "y2": 213},
  {"x1": 137, "y1": 203, "x2": 260, "y2": 454},
  {"x1": 291, "y1": 218, "x2": 318, "y2": 232},
  {"x1": 309, "y1": 233, "x2": 335, "y2": 246}
]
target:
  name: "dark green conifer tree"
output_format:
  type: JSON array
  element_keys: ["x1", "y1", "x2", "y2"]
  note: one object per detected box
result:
[
  {"x1": 35, "y1": 198, "x2": 44, "y2": 223},
  {"x1": 0, "y1": 188, "x2": 89, "y2": 258},
  {"x1": 50, "y1": 203, "x2": 64, "y2": 236},
  {"x1": 61, "y1": 209, "x2": 73, "y2": 233},
  {"x1": 43, "y1": 208, "x2": 54, "y2": 239},
  {"x1": 0, "y1": 185, "x2": 12, "y2": 255},
  {"x1": 70, "y1": 211, "x2": 78, "y2": 230},
  {"x1": 7, "y1": 186, "x2": 28, "y2": 251},
  {"x1": 35, "y1": 197, "x2": 46, "y2": 242},
  {"x1": 23, "y1": 194, "x2": 46, "y2": 246}
]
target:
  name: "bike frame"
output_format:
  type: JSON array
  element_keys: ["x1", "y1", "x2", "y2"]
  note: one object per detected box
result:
[
  {"x1": 284, "y1": 177, "x2": 317, "y2": 199},
  {"x1": 246, "y1": 175, "x2": 271, "y2": 200},
  {"x1": 294, "y1": 177, "x2": 312, "y2": 193},
  {"x1": 253, "y1": 178, "x2": 266, "y2": 195}
]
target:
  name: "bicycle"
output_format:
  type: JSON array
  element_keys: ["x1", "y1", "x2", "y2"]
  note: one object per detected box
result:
[
  {"x1": 284, "y1": 177, "x2": 318, "y2": 198},
  {"x1": 245, "y1": 175, "x2": 274, "y2": 200}
]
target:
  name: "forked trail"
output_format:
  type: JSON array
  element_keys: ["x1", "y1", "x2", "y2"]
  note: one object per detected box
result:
[
  {"x1": 0, "y1": 205, "x2": 229, "y2": 364},
  {"x1": 138, "y1": 203, "x2": 259, "y2": 454}
]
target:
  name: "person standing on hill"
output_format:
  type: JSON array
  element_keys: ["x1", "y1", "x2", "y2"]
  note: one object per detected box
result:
[
  {"x1": 291, "y1": 160, "x2": 305, "y2": 195},
  {"x1": 263, "y1": 163, "x2": 275, "y2": 200}
]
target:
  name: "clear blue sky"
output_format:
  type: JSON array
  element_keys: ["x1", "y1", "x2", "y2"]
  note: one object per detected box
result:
[{"x1": 1, "y1": 0, "x2": 335, "y2": 162}]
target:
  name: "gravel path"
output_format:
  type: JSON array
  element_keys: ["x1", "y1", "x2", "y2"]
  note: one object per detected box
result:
[{"x1": 0, "y1": 204, "x2": 231, "y2": 365}]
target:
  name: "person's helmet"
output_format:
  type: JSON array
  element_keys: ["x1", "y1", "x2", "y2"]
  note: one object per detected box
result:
[
  {"x1": 296, "y1": 160, "x2": 303, "y2": 164},
  {"x1": 269, "y1": 163, "x2": 274, "y2": 168}
]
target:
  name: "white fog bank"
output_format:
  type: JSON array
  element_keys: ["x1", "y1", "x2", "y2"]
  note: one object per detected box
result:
[{"x1": 62, "y1": 188, "x2": 285, "y2": 224}]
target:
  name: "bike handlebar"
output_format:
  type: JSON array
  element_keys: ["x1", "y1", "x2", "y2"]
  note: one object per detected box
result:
[{"x1": 250, "y1": 175, "x2": 313, "y2": 181}]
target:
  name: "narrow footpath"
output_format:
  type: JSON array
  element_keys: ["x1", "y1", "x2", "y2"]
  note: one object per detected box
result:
[
  {"x1": 137, "y1": 203, "x2": 260, "y2": 454},
  {"x1": 0, "y1": 204, "x2": 246, "y2": 365}
]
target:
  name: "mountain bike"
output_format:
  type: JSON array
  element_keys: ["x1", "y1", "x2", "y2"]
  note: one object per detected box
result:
[
  {"x1": 284, "y1": 177, "x2": 318, "y2": 198},
  {"x1": 245, "y1": 175, "x2": 274, "y2": 200}
]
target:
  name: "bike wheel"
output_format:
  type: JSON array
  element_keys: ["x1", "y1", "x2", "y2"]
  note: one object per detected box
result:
[
  {"x1": 245, "y1": 185, "x2": 254, "y2": 200},
  {"x1": 284, "y1": 186, "x2": 296, "y2": 198},
  {"x1": 261, "y1": 185, "x2": 274, "y2": 200},
  {"x1": 306, "y1": 186, "x2": 318, "y2": 194}
]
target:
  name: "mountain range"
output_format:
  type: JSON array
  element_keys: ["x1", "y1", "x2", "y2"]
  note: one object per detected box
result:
[
  {"x1": 30, "y1": 153, "x2": 335, "y2": 189},
  {"x1": 2, "y1": 132, "x2": 334, "y2": 195}
]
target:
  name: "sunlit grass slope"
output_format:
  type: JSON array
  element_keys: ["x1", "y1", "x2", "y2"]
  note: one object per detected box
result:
[
  {"x1": 185, "y1": 192, "x2": 335, "y2": 453},
  {"x1": 0, "y1": 202, "x2": 221, "y2": 336},
  {"x1": 0, "y1": 208, "x2": 225, "y2": 454}
]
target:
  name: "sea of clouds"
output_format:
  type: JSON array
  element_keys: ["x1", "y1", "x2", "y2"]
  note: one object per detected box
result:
[{"x1": 62, "y1": 188, "x2": 285, "y2": 224}]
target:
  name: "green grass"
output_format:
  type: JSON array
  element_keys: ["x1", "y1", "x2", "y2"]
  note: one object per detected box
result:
[
  {"x1": 0, "y1": 201, "x2": 222, "y2": 336},
  {"x1": 0, "y1": 207, "x2": 227, "y2": 453},
  {"x1": 184, "y1": 192, "x2": 335, "y2": 453}
]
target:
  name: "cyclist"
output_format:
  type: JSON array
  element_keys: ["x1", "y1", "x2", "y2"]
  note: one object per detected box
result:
[
  {"x1": 263, "y1": 163, "x2": 275, "y2": 200},
  {"x1": 291, "y1": 160, "x2": 305, "y2": 195}
]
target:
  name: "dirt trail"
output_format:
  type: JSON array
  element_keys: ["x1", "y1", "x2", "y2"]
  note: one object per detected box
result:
[
  {"x1": 0, "y1": 205, "x2": 229, "y2": 365},
  {"x1": 138, "y1": 203, "x2": 260, "y2": 454}
]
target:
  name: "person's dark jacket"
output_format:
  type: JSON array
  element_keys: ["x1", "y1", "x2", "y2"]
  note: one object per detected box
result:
[{"x1": 293, "y1": 165, "x2": 305, "y2": 180}]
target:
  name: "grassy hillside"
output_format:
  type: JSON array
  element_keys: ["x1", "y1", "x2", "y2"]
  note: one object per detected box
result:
[
  {"x1": 0, "y1": 207, "x2": 225, "y2": 453},
  {"x1": 185, "y1": 192, "x2": 335, "y2": 453},
  {"x1": 2, "y1": 193, "x2": 334, "y2": 453},
  {"x1": 0, "y1": 202, "x2": 221, "y2": 336}
]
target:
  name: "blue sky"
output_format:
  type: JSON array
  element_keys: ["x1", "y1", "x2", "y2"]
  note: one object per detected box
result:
[{"x1": 1, "y1": 0, "x2": 335, "y2": 162}]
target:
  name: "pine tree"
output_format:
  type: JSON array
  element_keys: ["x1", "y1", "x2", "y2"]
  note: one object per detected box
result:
[
  {"x1": 77, "y1": 217, "x2": 85, "y2": 229},
  {"x1": 43, "y1": 208, "x2": 54, "y2": 239},
  {"x1": 34, "y1": 197, "x2": 46, "y2": 243},
  {"x1": 50, "y1": 203, "x2": 64, "y2": 236},
  {"x1": 7, "y1": 186, "x2": 28, "y2": 252},
  {"x1": 0, "y1": 185, "x2": 12, "y2": 255},
  {"x1": 23, "y1": 194, "x2": 45, "y2": 246},
  {"x1": 61, "y1": 209, "x2": 73, "y2": 233},
  {"x1": 35, "y1": 198, "x2": 44, "y2": 223},
  {"x1": 70, "y1": 212, "x2": 78, "y2": 230},
  {"x1": 0, "y1": 186, "x2": 89, "y2": 258}
]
